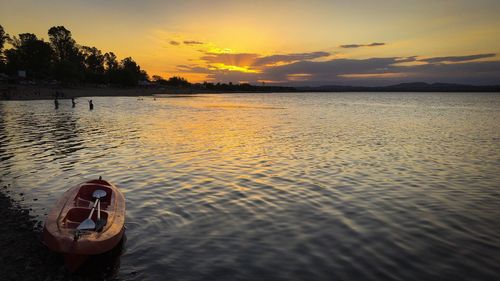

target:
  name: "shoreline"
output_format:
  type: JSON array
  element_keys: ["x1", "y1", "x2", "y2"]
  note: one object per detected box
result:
[
  {"x1": 0, "y1": 85, "x2": 284, "y2": 101},
  {"x1": 3, "y1": 84, "x2": 499, "y2": 101},
  {"x1": 0, "y1": 85, "x2": 169, "y2": 101},
  {"x1": 0, "y1": 186, "x2": 125, "y2": 280},
  {"x1": 0, "y1": 186, "x2": 66, "y2": 280}
]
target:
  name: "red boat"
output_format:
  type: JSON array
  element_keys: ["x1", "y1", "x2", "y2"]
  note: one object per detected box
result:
[{"x1": 43, "y1": 178, "x2": 126, "y2": 271}]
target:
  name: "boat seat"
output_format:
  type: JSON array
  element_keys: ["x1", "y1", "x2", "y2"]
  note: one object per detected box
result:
[
  {"x1": 75, "y1": 197, "x2": 110, "y2": 209},
  {"x1": 63, "y1": 207, "x2": 109, "y2": 229},
  {"x1": 74, "y1": 184, "x2": 113, "y2": 209}
]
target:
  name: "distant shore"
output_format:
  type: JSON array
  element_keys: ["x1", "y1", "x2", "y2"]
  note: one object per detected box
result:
[
  {"x1": 0, "y1": 85, "x2": 290, "y2": 101},
  {"x1": 0, "y1": 85, "x2": 196, "y2": 101},
  {"x1": 2, "y1": 82, "x2": 500, "y2": 101}
]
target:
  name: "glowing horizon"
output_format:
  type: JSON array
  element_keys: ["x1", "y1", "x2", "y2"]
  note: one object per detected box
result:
[{"x1": 1, "y1": 0, "x2": 500, "y2": 85}]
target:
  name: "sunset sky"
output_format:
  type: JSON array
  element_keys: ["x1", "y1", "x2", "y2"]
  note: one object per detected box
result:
[{"x1": 1, "y1": 0, "x2": 500, "y2": 86}]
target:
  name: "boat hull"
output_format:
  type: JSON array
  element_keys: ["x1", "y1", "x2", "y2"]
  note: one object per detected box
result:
[{"x1": 43, "y1": 179, "x2": 125, "y2": 271}]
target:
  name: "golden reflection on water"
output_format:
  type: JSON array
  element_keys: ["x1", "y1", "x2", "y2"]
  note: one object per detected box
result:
[
  {"x1": 205, "y1": 104, "x2": 286, "y2": 109},
  {"x1": 134, "y1": 95, "x2": 292, "y2": 207},
  {"x1": 138, "y1": 96, "x2": 285, "y2": 174}
]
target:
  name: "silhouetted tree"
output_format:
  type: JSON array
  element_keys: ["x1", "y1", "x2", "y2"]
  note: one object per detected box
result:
[
  {"x1": 48, "y1": 26, "x2": 77, "y2": 62},
  {"x1": 48, "y1": 26, "x2": 84, "y2": 83},
  {"x1": 140, "y1": 70, "x2": 149, "y2": 81},
  {"x1": 104, "y1": 52, "x2": 118, "y2": 70},
  {"x1": 151, "y1": 75, "x2": 191, "y2": 87},
  {"x1": 5, "y1": 33, "x2": 53, "y2": 79},
  {"x1": 102, "y1": 52, "x2": 118, "y2": 83},
  {"x1": 1, "y1": 25, "x2": 150, "y2": 85},
  {"x1": 166, "y1": 76, "x2": 190, "y2": 87},
  {"x1": 81, "y1": 46, "x2": 105, "y2": 83},
  {"x1": 0, "y1": 24, "x2": 10, "y2": 71},
  {"x1": 151, "y1": 75, "x2": 164, "y2": 83},
  {"x1": 0, "y1": 25, "x2": 8, "y2": 51},
  {"x1": 115, "y1": 57, "x2": 147, "y2": 86}
]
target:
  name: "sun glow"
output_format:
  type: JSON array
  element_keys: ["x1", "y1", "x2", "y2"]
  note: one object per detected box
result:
[
  {"x1": 205, "y1": 46, "x2": 234, "y2": 54},
  {"x1": 211, "y1": 63, "x2": 260, "y2": 73}
]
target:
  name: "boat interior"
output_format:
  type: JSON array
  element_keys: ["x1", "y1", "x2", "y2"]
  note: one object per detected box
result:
[{"x1": 62, "y1": 183, "x2": 113, "y2": 230}]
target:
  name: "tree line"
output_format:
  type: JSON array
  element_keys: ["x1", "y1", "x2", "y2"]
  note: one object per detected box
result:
[{"x1": 0, "y1": 24, "x2": 148, "y2": 86}]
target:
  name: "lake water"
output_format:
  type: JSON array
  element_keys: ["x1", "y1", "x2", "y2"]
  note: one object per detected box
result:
[{"x1": 1, "y1": 92, "x2": 500, "y2": 281}]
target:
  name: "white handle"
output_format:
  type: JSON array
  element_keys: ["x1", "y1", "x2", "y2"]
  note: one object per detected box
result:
[
  {"x1": 97, "y1": 200, "x2": 101, "y2": 220},
  {"x1": 87, "y1": 198, "x2": 99, "y2": 219}
]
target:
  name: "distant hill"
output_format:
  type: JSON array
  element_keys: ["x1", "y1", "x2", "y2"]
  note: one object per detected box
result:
[{"x1": 296, "y1": 82, "x2": 500, "y2": 92}]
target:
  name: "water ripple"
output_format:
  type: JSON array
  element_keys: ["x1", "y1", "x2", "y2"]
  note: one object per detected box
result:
[{"x1": 1, "y1": 93, "x2": 500, "y2": 280}]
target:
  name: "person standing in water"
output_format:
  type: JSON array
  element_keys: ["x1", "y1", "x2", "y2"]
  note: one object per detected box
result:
[
  {"x1": 54, "y1": 98, "x2": 59, "y2": 109},
  {"x1": 88, "y1": 100, "x2": 94, "y2": 110},
  {"x1": 72, "y1": 97, "x2": 76, "y2": 108}
]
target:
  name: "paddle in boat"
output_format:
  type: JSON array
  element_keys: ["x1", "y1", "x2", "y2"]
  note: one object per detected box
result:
[{"x1": 43, "y1": 177, "x2": 126, "y2": 271}]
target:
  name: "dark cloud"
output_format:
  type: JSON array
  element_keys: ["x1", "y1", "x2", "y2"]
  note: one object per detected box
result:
[
  {"x1": 200, "y1": 53, "x2": 259, "y2": 66},
  {"x1": 340, "y1": 44, "x2": 363, "y2": 48},
  {"x1": 263, "y1": 57, "x2": 399, "y2": 81},
  {"x1": 169, "y1": 40, "x2": 204, "y2": 46},
  {"x1": 199, "y1": 51, "x2": 330, "y2": 67},
  {"x1": 395, "y1": 56, "x2": 418, "y2": 63},
  {"x1": 182, "y1": 49, "x2": 500, "y2": 86},
  {"x1": 188, "y1": 56, "x2": 500, "y2": 86},
  {"x1": 261, "y1": 57, "x2": 500, "y2": 85},
  {"x1": 340, "y1": 42, "x2": 386, "y2": 48},
  {"x1": 206, "y1": 71, "x2": 265, "y2": 83},
  {"x1": 368, "y1": 42, "x2": 385, "y2": 47},
  {"x1": 176, "y1": 64, "x2": 265, "y2": 83},
  {"x1": 183, "y1": 40, "x2": 204, "y2": 45},
  {"x1": 420, "y1": 53, "x2": 496, "y2": 63},
  {"x1": 254, "y1": 51, "x2": 330, "y2": 66},
  {"x1": 177, "y1": 65, "x2": 214, "y2": 74},
  {"x1": 176, "y1": 64, "x2": 193, "y2": 69}
]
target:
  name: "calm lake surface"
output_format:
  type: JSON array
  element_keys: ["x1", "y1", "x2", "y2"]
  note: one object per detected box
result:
[{"x1": 1, "y1": 92, "x2": 500, "y2": 280}]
